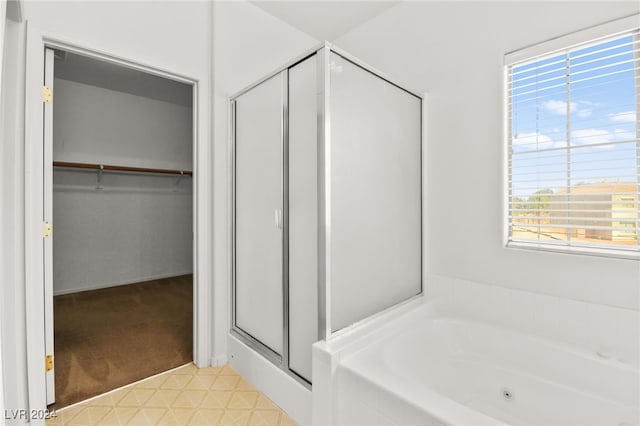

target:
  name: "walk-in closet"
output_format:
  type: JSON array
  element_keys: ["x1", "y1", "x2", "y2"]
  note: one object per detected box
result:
[{"x1": 48, "y1": 50, "x2": 194, "y2": 408}]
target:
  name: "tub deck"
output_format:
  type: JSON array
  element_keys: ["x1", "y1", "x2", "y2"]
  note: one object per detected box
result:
[{"x1": 313, "y1": 299, "x2": 640, "y2": 426}]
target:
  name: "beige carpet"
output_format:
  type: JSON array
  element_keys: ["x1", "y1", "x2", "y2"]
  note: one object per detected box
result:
[{"x1": 52, "y1": 274, "x2": 193, "y2": 409}]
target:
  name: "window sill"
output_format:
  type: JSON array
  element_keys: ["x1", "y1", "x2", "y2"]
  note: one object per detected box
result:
[{"x1": 506, "y1": 240, "x2": 640, "y2": 261}]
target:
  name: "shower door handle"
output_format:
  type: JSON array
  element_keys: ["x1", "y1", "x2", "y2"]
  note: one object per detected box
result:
[{"x1": 274, "y1": 208, "x2": 283, "y2": 229}]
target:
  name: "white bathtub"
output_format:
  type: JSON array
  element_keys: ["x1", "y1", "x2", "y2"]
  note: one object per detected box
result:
[{"x1": 312, "y1": 299, "x2": 640, "y2": 426}]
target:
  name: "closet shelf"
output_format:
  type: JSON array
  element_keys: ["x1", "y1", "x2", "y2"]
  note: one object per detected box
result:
[{"x1": 53, "y1": 161, "x2": 193, "y2": 176}]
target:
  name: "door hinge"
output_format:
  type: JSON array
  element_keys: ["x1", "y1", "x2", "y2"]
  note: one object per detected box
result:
[
  {"x1": 43, "y1": 86, "x2": 52, "y2": 103},
  {"x1": 43, "y1": 221, "x2": 52, "y2": 238},
  {"x1": 45, "y1": 355, "x2": 54, "y2": 372}
]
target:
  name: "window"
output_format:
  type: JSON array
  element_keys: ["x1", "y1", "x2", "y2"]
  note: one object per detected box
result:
[{"x1": 506, "y1": 16, "x2": 639, "y2": 258}]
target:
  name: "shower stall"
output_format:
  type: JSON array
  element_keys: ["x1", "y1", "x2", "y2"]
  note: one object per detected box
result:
[{"x1": 230, "y1": 43, "x2": 423, "y2": 385}]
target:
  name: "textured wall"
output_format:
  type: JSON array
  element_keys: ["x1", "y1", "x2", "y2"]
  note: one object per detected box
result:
[{"x1": 52, "y1": 78, "x2": 193, "y2": 295}]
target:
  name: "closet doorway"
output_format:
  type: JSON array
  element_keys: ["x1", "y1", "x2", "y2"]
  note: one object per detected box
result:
[{"x1": 44, "y1": 48, "x2": 195, "y2": 408}]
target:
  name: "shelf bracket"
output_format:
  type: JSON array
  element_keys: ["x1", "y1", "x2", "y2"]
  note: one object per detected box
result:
[
  {"x1": 174, "y1": 171, "x2": 184, "y2": 191},
  {"x1": 96, "y1": 164, "x2": 104, "y2": 189}
]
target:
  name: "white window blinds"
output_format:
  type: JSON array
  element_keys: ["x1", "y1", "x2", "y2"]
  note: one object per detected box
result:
[{"x1": 506, "y1": 22, "x2": 639, "y2": 257}]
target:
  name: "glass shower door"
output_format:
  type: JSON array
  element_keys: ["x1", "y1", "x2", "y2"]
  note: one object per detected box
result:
[{"x1": 234, "y1": 73, "x2": 284, "y2": 356}]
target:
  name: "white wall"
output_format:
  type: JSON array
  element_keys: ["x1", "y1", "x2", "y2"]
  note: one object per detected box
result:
[
  {"x1": 212, "y1": 0, "x2": 318, "y2": 364},
  {"x1": 334, "y1": 1, "x2": 640, "y2": 311},
  {"x1": 0, "y1": 0, "x2": 7, "y2": 422},
  {"x1": 0, "y1": 1, "x2": 212, "y2": 419},
  {"x1": 52, "y1": 78, "x2": 192, "y2": 295},
  {"x1": 53, "y1": 78, "x2": 192, "y2": 171}
]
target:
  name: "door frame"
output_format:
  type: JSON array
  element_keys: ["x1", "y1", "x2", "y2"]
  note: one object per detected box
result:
[
  {"x1": 43, "y1": 46, "x2": 54, "y2": 405},
  {"x1": 24, "y1": 23, "x2": 209, "y2": 415},
  {"x1": 0, "y1": 0, "x2": 7, "y2": 419}
]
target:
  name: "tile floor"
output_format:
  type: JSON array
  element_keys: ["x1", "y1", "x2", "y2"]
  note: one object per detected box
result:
[{"x1": 46, "y1": 363, "x2": 297, "y2": 425}]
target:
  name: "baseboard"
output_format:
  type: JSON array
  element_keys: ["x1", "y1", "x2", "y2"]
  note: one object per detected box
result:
[
  {"x1": 210, "y1": 354, "x2": 228, "y2": 367},
  {"x1": 228, "y1": 334, "x2": 311, "y2": 425},
  {"x1": 52, "y1": 271, "x2": 193, "y2": 296}
]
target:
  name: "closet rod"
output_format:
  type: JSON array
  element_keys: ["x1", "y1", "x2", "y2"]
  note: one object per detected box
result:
[{"x1": 53, "y1": 161, "x2": 193, "y2": 176}]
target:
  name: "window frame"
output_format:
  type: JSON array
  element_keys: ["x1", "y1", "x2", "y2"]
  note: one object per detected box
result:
[{"x1": 503, "y1": 14, "x2": 640, "y2": 259}]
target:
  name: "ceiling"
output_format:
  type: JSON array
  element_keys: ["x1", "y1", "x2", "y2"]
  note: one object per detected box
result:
[
  {"x1": 250, "y1": 1, "x2": 400, "y2": 41},
  {"x1": 54, "y1": 51, "x2": 193, "y2": 107}
]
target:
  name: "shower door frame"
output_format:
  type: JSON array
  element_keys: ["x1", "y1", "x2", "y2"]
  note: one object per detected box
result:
[
  {"x1": 230, "y1": 69, "x2": 290, "y2": 368},
  {"x1": 229, "y1": 42, "x2": 425, "y2": 387}
]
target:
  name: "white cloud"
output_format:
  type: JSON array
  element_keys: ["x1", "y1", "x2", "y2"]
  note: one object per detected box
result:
[
  {"x1": 608, "y1": 111, "x2": 636, "y2": 123},
  {"x1": 571, "y1": 128, "x2": 613, "y2": 146},
  {"x1": 541, "y1": 99, "x2": 592, "y2": 118},
  {"x1": 613, "y1": 128, "x2": 635, "y2": 141},
  {"x1": 576, "y1": 109, "x2": 592, "y2": 118},
  {"x1": 513, "y1": 132, "x2": 556, "y2": 149},
  {"x1": 541, "y1": 100, "x2": 576, "y2": 115},
  {"x1": 570, "y1": 128, "x2": 637, "y2": 147}
]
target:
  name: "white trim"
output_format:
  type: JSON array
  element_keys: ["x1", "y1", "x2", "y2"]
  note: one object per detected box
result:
[
  {"x1": 24, "y1": 23, "x2": 209, "y2": 415},
  {"x1": 210, "y1": 355, "x2": 228, "y2": 368},
  {"x1": 24, "y1": 22, "x2": 47, "y2": 424},
  {"x1": 507, "y1": 241, "x2": 640, "y2": 261},
  {"x1": 0, "y1": 0, "x2": 6, "y2": 416},
  {"x1": 43, "y1": 46, "x2": 54, "y2": 405},
  {"x1": 192, "y1": 77, "x2": 211, "y2": 370},
  {"x1": 505, "y1": 13, "x2": 640, "y2": 65},
  {"x1": 44, "y1": 38, "x2": 195, "y2": 85}
]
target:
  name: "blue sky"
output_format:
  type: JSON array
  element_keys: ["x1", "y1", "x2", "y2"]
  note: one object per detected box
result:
[{"x1": 510, "y1": 33, "x2": 637, "y2": 200}]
